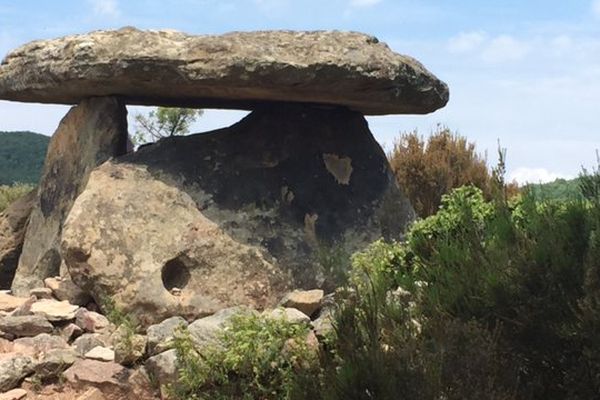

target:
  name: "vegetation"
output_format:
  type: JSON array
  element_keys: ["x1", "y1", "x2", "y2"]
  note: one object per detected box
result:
[
  {"x1": 170, "y1": 312, "x2": 321, "y2": 400},
  {"x1": 133, "y1": 107, "x2": 203, "y2": 145},
  {"x1": 388, "y1": 125, "x2": 518, "y2": 217},
  {"x1": 525, "y1": 177, "x2": 581, "y2": 201},
  {"x1": 169, "y1": 160, "x2": 600, "y2": 399},
  {"x1": 0, "y1": 131, "x2": 49, "y2": 185},
  {"x1": 0, "y1": 183, "x2": 34, "y2": 213}
]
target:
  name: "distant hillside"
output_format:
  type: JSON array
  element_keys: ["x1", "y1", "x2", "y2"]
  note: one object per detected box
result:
[
  {"x1": 526, "y1": 177, "x2": 582, "y2": 201},
  {"x1": 0, "y1": 131, "x2": 49, "y2": 185}
]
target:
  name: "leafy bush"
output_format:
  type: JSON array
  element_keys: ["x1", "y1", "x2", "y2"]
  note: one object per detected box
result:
[
  {"x1": 171, "y1": 312, "x2": 321, "y2": 400},
  {"x1": 388, "y1": 126, "x2": 518, "y2": 217},
  {"x1": 0, "y1": 183, "x2": 34, "y2": 213}
]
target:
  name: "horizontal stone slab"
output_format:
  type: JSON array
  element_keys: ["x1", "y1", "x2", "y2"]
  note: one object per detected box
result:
[{"x1": 0, "y1": 27, "x2": 448, "y2": 115}]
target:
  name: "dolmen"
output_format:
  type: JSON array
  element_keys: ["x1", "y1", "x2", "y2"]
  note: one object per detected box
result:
[{"x1": 0, "y1": 27, "x2": 448, "y2": 326}]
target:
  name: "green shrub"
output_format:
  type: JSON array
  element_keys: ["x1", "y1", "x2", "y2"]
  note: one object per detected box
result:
[
  {"x1": 0, "y1": 183, "x2": 34, "y2": 213},
  {"x1": 328, "y1": 162, "x2": 600, "y2": 399},
  {"x1": 171, "y1": 312, "x2": 321, "y2": 400}
]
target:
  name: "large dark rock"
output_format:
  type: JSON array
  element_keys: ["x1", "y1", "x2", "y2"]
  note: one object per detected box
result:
[
  {"x1": 0, "y1": 28, "x2": 448, "y2": 115},
  {"x1": 61, "y1": 104, "x2": 414, "y2": 327},
  {"x1": 0, "y1": 190, "x2": 35, "y2": 289},
  {"x1": 11, "y1": 97, "x2": 128, "y2": 296}
]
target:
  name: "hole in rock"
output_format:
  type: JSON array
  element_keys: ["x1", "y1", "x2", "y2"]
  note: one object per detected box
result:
[
  {"x1": 126, "y1": 106, "x2": 249, "y2": 150},
  {"x1": 161, "y1": 257, "x2": 191, "y2": 291}
]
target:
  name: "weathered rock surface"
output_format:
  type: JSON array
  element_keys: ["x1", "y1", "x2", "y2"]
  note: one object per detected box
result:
[
  {"x1": 280, "y1": 289, "x2": 324, "y2": 317},
  {"x1": 114, "y1": 333, "x2": 146, "y2": 366},
  {"x1": 30, "y1": 299, "x2": 78, "y2": 322},
  {"x1": 146, "y1": 316, "x2": 187, "y2": 356},
  {"x1": 84, "y1": 346, "x2": 114, "y2": 362},
  {"x1": 62, "y1": 105, "x2": 414, "y2": 326},
  {"x1": 0, "y1": 354, "x2": 33, "y2": 392},
  {"x1": 0, "y1": 315, "x2": 53, "y2": 337},
  {"x1": 144, "y1": 349, "x2": 177, "y2": 397},
  {"x1": 11, "y1": 97, "x2": 128, "y2": 296},
  {"x1": 0, "y1": 388, "x2": 27, "y2": 400},
  {"x1": 0, "y1": 191, "x2": 35, "y2": 289},
  {"x1": 33, "y1": 348, "x2": 78, "y2": 379},
  {"x1": 73, "y1": 334, "x2": 109, "y2": 356},
  {"x1": 0, "y1": 294, "x2": 27, "y2": 313},
  {"x1": 44, "y1": 276, "x2": 91, "y2": 306},
  {"x1": 75, "y1": 308, "x2": 109, "y2": 333},
  {"x1": 12, "y1": 333, "x2": 69, "y2": 357},
  {"x1": 63, "y1": 359, "x2": 130, "y2": 392},
  {"x1": 0, "y1": 28, "x2": 448, "y2": 115},
  {"x1": 266, "y1": 307, "x2": 311, "y2": 324}
]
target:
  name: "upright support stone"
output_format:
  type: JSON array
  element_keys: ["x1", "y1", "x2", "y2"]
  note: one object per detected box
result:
[
  {"x1": 11, "y1": 97, "x2": 128, "y2": 296},
  {"x1": 0, "y1": 190, "x2": 35, "y2": 289}
]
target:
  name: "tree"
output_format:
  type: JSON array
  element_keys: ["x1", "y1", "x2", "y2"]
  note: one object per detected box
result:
[{"x1": 133, "y1": 107, "x2": 203, "y2": 145}]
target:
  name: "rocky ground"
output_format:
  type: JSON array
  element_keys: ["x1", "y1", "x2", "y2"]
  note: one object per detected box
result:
[{"x1": 0, "y1": 280, "x2": 330, "y2": 399}]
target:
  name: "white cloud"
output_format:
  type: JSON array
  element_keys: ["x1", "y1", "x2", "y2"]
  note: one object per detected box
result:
[
  {"x1": 89, "y1": 0, "x2": 120, "y2": 17},
  {"x1": 481, "y1": 35, "x2": 530, "y2": 63},
  {"x1": 447, "y1": 31, "x2": 487, "y2": 53},
  {"x1": 508, "y1": 167, "x2": 572, "y2": 185},
  {"x1": 593, "y1": 0, "x2": 600, "y2": 18},
  {"x1": 350, "y1": 0, "x2": 382, "y2": 7}
]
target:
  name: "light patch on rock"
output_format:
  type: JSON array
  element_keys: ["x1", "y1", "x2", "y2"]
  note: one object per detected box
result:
[{"x1": 323, "y1": 153, "x2": 353, "y2": 185}]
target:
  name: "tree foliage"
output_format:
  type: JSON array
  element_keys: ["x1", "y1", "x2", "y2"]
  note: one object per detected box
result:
[
  {"x1": 0, "y1": 131, "x2": 49, "y2": 185},
  {"x1": 133, "y1": 107, "x2": 203, "y2": 144}
]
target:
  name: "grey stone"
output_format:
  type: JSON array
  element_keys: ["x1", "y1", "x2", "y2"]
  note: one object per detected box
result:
[
  {"x1": 0, "y1": 315, "x2": 53, "y2": 337},
  {"x1": 280, "y1": 289, "x2": 324, "y2": 317},
  {"x1": 146, "y1": 316, "x2": 187, "y2": 356},
  {"x1": 0, "y1": 354, "x2": 33, "y2": 392},
  {"x1": 0, "y1": 191, "x2": 35, "y2": 290},
  {"x1": 10, "y1": 97, "x2": 128, "y2": 296},
  {"x1": 33, "y1": 347, "x2": 78, "y2": 379},
  {"x1": 0, "y1": 28, "x2": 449, "y2": 116},
  {"x1": 266, "y1": 307, "x2": 311, "y2": 324},
  {"x1": 72, "y1": 333, "x2": 110, "y2": 356},
  {"x1": 144, "y1": 349, "x2": 177, "y2": 396}
]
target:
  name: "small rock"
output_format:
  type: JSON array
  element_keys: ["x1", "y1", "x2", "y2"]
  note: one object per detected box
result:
[
  {"x1": 188, "y1": 306, "x2": 255, "y2": 349},
  {"x1": 30, "y1": 299, "x2": 78, "y2": 322},
  {"x1": 13, "y1": 333, "x2": 69, "y2": 357},
  {"x1": 84, "y1": 346, "x2": 115, "y2": 362},
  {"x1": 7, "y1": 296, "x2": 36, "y2": 317},
  {"x1": 75, "y1": 388, "x2": 105, "y2": 400},
  {"x1": 127, "y1": 367, "x2": 154, "y2": 398},
  {"x1": 63, "y1": 359, "x2": 130, "y2": 391},
  {"x1": 0, "y1": 354, "x2": 33, "y2": 392},
  {"x1": 0, "y1": 388, "x2": 28, "y2": 400},
  {"x1": 0, "y1": 294, "x2": 27, "y2": 313},
  {"x1": 75, "y1": 308, "x2": 110, "y2": 333},
  {"x1": 113, "y1": 330, "x2": 146, "y2": 366},
  {"x1": 280, "y1": 289, "x2": 324, "y2": 317},
  {"x1": 145, "y1": 349, "x2": 178, "y2": 397},
  {"x1": 146, "y1": 316, "x2": 187, "y2": 356},
  {"x1": 266, "y1": 307, "x2": 311, "y2": 324},
  {"x1": 59, "y1": 323, "x2": 83, "y2": 342},
  {"x1": 0, "y1": 315, "x2": 53, "y2": 337},
  {"x1": 29, "y1": 287, "x2": 53, "y2": 300},
  {"x1": 73, "y1": 334, "x2": 110, "y2": 356},
  {"x1": 311, "y1": 310, "x2": 334, "y2": 338},
  {"x1": 0, "y1": 339, "x2": 13, "y2": 353},
  {"x1": 34, "y1": 347, "x2": 78, "y2": 379},
  {"x1": 44, "y1": 276, "x2": 91, "y2": 306}
]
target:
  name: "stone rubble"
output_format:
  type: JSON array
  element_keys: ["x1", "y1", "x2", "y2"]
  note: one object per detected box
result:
[{"x1": 0, "y1": 287, "x2": 335, "y2": 398}]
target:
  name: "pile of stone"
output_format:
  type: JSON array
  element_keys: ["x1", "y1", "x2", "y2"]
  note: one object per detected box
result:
[{"x1": 0, "y1": 284, "x2": 330, "y2": 398}]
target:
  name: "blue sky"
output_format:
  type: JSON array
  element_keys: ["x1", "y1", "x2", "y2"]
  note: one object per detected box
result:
[{"x1": 1, "y1": 0, "x2": 599, "y2": 183}]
